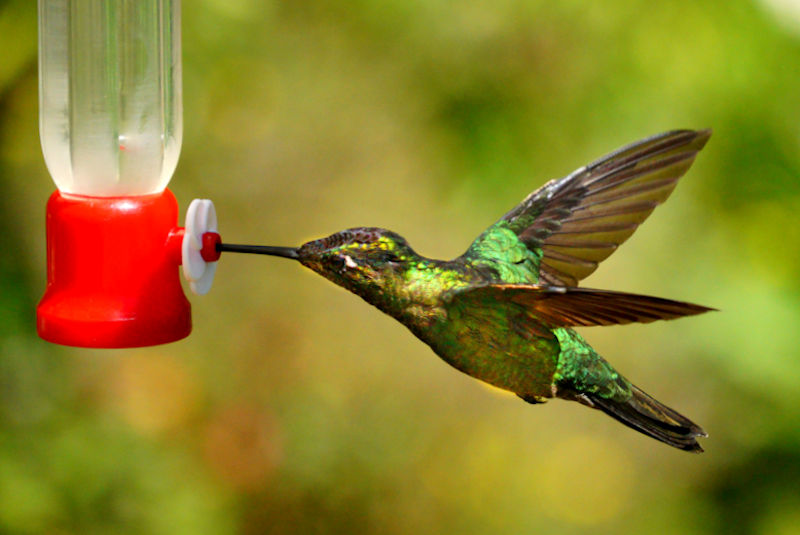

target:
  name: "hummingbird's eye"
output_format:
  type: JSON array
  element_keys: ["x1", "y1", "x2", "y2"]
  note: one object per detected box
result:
[
  {"x1": 384, "y1": 252, "x2": 401, "y2": 264},
  {"x1": 330, "y1": 254, "x2": 358, "y2": 272},
  {"x1": 328, "y1": 255, "x2": 346, "y2": 271}
]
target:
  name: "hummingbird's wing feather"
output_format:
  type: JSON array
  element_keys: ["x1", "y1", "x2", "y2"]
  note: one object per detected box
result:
[
  {"x1": 496, "y1": 129, "x2": 711, "y2": 286},
  {"x1": 446, "y1": 284, "x2": 714, "y2": 327}
]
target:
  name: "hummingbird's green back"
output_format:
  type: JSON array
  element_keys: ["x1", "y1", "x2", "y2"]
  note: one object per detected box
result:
[{"x1": 459, "y1": 222, "x2": 543, "y2": 284}]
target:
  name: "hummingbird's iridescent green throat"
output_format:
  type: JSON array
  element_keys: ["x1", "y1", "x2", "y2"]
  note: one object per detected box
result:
[{"x1": 222, "y1": 129, "x2": 714, "y2": 452}]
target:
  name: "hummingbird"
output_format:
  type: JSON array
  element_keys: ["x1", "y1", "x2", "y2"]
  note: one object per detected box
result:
[{"x1": 220, "y1": 129, "x2": 713, "y2": 452}]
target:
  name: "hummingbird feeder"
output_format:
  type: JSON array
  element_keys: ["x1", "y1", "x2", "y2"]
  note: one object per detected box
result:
[{"x1": 36, "y1": 0, "x2": 221, "y2": 348}]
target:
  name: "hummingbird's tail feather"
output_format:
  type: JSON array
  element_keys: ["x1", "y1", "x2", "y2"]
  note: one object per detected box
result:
[
  {"x1": 553, "y1": 329, "x2": 706, "y2": 452},
  {"x1": 582, "y1": 385, "x2": 707, "y2": 452}
]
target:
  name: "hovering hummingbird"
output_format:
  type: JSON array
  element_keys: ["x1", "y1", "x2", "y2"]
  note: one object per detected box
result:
[{"x1": 220, "y1": 129, "x2": 713, "y2": 452}]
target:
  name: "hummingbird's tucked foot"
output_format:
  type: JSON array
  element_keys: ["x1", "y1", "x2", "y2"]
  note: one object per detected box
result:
[{"x1": 222, "y1": 129, "x2": 714, "y2": 452}]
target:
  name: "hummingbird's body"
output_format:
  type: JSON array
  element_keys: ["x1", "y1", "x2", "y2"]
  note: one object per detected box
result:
[{"x1": 224, "y1": 129, "x2": 714, "y2": 452}]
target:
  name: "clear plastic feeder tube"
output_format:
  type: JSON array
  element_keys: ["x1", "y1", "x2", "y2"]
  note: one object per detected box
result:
[{"x1": 39, "y1": 0, "x2": 182, "y2": 197}]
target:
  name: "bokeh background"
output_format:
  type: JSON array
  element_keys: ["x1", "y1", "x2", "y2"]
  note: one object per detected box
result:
[{"x1": 2, "y1": 0, "x2": 800, "y2": 533}]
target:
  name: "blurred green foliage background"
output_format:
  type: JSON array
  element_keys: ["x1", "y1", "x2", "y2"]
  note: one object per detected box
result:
[{"x1": 2, "y1": 0, "x2": 800, "y2": 533}]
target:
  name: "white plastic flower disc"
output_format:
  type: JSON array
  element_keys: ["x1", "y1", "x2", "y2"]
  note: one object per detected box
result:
[{"x1": 182, "y1": 199, "x2": 218, "y2": 295}]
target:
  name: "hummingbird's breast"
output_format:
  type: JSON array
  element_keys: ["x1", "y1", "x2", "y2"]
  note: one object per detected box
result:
[
  {"x1": 378, "y1": 260, "x2": 475, "y2": 333},
  {"x1": 366, "y1": 257, "x2": 559, "y2": 400}
]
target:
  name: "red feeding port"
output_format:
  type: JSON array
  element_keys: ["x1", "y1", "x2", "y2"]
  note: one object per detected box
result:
[{"x1": 37, "y1": 189, "x2": 191, "y2": 348}]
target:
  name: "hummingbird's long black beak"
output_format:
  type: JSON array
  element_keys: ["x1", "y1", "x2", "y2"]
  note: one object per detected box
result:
[{"x1": 216, "y1": 243, "x2": 300, "y2": 260}]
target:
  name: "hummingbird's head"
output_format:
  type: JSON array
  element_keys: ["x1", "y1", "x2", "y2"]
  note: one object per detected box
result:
[{"x1": 297, "y1": 227, "x2": 417, "y2": 294}]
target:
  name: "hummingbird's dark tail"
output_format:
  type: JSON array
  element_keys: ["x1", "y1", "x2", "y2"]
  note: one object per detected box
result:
[{"x1": 583, "y1": 385, "x2": 707, "y2": 453}]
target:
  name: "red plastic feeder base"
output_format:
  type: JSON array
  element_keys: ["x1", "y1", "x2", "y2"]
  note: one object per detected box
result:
[{"x1": 37, "y1": 189, "x2": 191, "y2": 348}]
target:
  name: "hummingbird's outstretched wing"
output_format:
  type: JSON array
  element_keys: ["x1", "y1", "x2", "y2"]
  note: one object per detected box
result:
[
  {"x1": 481, "y1": 129, "x2": 712, "y2": 286},
  {"x1": 445, "y1": 284, "x2": 714, "y2": 328}
]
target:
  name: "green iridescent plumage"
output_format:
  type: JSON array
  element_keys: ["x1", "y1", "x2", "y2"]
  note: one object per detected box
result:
[{"x1": 228, "y1": 129, "x2": 714, "y2": 452}]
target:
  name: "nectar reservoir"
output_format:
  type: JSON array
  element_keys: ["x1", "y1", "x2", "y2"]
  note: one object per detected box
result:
[{"x1": 39, "y1": 0, "x2": 182, "y2": 196}]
